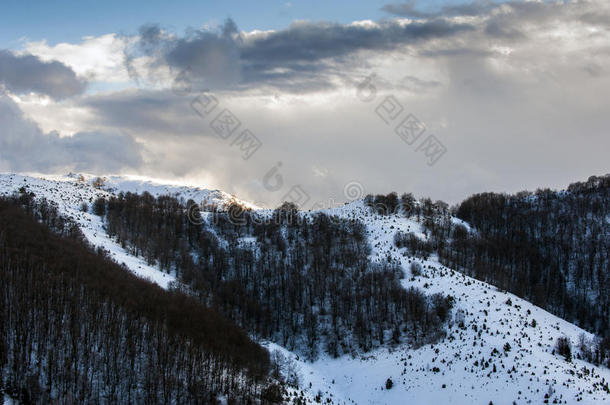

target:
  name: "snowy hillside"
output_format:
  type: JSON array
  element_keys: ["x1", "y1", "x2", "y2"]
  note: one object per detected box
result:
[
  {"x1": 87, "y1": 174, "x2": 260, "y2": 210},
  {"x1": 265, "y1": 201, "x2": 610, "y2": 405},
  {"x1": 1, "y1": 173, "x2": 608, "y2": 405},
  {"x1": 0, "y1": 173, "x2": 250, "y2": 289}
]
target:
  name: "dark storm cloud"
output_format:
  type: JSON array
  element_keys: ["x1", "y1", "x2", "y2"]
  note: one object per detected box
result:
[
  {"x1": 240, "y1": 19, "x2": 475, "y2": 63},
  {"x1": 165, "y1": 29, "x2": 241, "y2": 87},
  {"x1": 125, "y1": 18, "x2": 475, "y2": 92},
  {"x1": 0, "y1": 50, "x2": 86, "y2": 99},
  {"x1": 0, "y1": 95, "x2": 142, "y2": 172}
]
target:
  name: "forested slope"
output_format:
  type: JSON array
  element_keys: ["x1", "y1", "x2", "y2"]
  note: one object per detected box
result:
[
  {"x1": 368, "y1": 175, "x2": 610, "y2": 366},
  {"x1": 100, "y1": 193, "x2": 453, "y2": 360},
  {"x1": 0, "y1": 194, "x2": 274, "y2": 404},
  {"x1": 0, "y1": 173, "x2": 608, "y2": 404},
  {"x1": 446, "y1": 175, "x2": 609, "y2": 338}
]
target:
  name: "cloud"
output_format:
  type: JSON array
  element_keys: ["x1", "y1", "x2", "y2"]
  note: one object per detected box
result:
[
  {"x1": 123, "y1": 21, "x2": 241, "y2": 90},
  {"x1": 383, "y1": 0, "x2": 610, "y2": 30},
  {"x1": 4, "y1": 1, "x2": 610, "y2": 208},
  {"x1": 484, "y1": 19, "x2": 525, "y2": 40},
  {"x1": 165, "y1": 28, "x2": 242, "y2": 88},
  {"x1": 381, "y1": 0, "x2": 501, "y2": 19},
  {"x1": 125, "y1": 1, "x2": 610, "y2": 94},
  {"x1": 0, "y1": 50, "x2": 86, "y2": 99},
  {"x1": 75, "y1": 0, "x2": 608, "y2": 207},
  {"x1": 124, "y1": 18, "x2": 475, "y2": 93},
  {"x1": 240, "y1": 19, "x2": 475, "y2": 63},
  {"x1": 24, "y1": 34, "x2": 129, "y2": 84},
  {"x1": 0, "y1": 95, "x2": 142, "y2": 173},
  {"x1": 83, "y1": 89, "x2": 214, "y2": 138}
]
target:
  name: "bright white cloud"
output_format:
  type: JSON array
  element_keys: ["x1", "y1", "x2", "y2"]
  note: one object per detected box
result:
[{"x1": 24, "y1": 34, "x2": 130, "y2": 84}]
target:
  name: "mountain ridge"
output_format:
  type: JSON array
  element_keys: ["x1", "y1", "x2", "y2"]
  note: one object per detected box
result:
[{"x1": 0, "y1": 172, "x2": 608, "y2": 404}]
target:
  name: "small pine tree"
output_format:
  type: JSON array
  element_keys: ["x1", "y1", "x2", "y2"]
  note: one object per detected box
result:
[
  {"x1": 93, "y1": 197, "x2": 106, "y2": 216},
  {"x1": 385, "y1": 378, "x2": 393, "y2": 390},
  {"x1": 555, "y1": 336, "x2": 572, "y2": 362},
  {"x1": 392, "y1": 324, "x2": 401, "y2": 344},
  {"x1": 410, "y1": 262, "x2": 422, "y2": 277}
]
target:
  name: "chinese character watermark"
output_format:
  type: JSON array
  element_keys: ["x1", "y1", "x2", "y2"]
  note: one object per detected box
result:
[{"x1": 355, "y1": 73, "x2": 447, "y2": 166}]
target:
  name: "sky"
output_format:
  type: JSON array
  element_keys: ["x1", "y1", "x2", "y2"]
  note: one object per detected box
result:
[
  {"x1": 0, "y1": 0, "x2": 609, "y2": 208},
  {"x1": 0, "y1": 0, "x2": 472, "y2": 47}
]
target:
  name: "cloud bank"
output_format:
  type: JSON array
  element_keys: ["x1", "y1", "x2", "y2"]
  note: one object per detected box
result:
[
  {"x1": 0, "y1": 95, "x2": 142, "y2": 173},
  {"x1": 2, "y1": 0, "x2": 609, "y2": 207},
  {"x1": 124, "y1": 17, "x2": 475, "y2": 92},
  {"x1": 0, "y1": 50, "x2": 86, "y2": 99}
]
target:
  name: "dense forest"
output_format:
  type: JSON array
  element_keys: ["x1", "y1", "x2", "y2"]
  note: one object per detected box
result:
[
  {"x1": 101, "y1": 193, "x2": 453, "y2": 359},
  {"x1": 371, "y1": 175, "x2": 610, "y2": 367},
  {"x1": 446, "y1": 175, "x2": 609, "y2": 338},
  {"x1": 0, "y1": 192, "x2": 278, "y2": 404}
]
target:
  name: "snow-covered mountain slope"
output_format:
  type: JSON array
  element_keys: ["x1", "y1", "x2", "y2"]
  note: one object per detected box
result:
[
  {"x1": 0, "y1": 173, "x2": 177, "y2": 288},
  {"x1": 84, "y1": 173, "x2": 259, "y2": 209},
  {"x1": 0, "y1": 173, "x2": 217, "y2": 289},
  {"x1": 1, "y1": 173, "x2": 608, "y2": 404},
  {"x1": 265, "y1": 201, "x2": 610, "y2": 405},
  {"x1": 0, "y1": 173, "x2": 255, "y2": 289}
]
